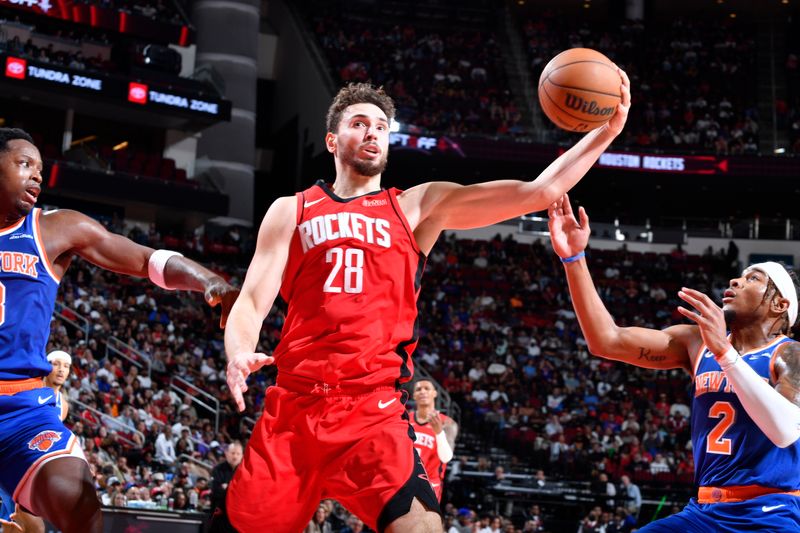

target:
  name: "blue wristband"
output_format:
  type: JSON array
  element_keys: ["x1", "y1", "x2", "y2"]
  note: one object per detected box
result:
[{"x1": 560, "y1": 251, "x2": 585, "y2": 264}]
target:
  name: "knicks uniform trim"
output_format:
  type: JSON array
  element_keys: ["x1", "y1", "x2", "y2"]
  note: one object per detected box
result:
[{"x1": 32, "y1": 209, "x2": 59, "y2": 283}]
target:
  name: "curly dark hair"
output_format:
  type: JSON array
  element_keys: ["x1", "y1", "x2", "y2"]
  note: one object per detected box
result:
[
  {"x1": 325, "y1": 83, "x2": 396, "y2": 133},
  {"x1": 0, "y1": 127, "x2": 34, "y2": 152}
]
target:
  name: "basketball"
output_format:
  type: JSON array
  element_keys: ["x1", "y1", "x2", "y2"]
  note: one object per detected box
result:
[{"x1": 538, "y1": 48, "x2": 621, "y2": 132}]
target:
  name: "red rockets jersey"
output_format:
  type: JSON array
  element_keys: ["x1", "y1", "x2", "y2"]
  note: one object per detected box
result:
[
  {"x1": 274, "y1": 181, "x2": 425, "y2": 391},
  {"x1": 409, "y1": 410, "x2": 452, "y2": 501}
]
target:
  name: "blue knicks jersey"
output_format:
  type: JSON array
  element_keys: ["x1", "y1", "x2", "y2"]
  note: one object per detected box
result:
[
  {"x1": 0, "y1": 209, "x2": 60, "y2": 380},
  {"x1": 692, "y1": 336, "x2": 800, "y2": 489}
]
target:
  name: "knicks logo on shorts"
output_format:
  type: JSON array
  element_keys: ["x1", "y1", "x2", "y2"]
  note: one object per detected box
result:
[{"x1": 28, "y1": 430, "x2": 62, "y2": 452}]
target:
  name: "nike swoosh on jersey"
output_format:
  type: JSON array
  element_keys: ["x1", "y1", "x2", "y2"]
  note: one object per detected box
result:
[
  {"x1": 762, "y1": 504, "x2": 786, "y2": 512},
  {"x1": 304, "y1": 198, "x2": 325, "y2": 208},
  {"x1": 378, "y1": 398, "x2": 397, "y2": 409},
  {"x1": 38, "y1": 395, "x2": 53, "y2": 404}
]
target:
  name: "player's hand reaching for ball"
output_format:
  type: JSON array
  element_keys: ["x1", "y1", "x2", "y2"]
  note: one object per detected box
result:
[
  {"x1": 603, "y1": 67, "x2": 631, "y2": 137},
  {"x1": 548, "y1": 194, "x2": 590, "y2": 260},
  {"x1": 227, "y1": 352, "x2": 274, "y2": 412},
  {"x1": 676, "y1": 287, "x2": 732, "y2": 357}
]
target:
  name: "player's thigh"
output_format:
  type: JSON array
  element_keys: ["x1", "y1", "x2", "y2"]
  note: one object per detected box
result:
[
  {"x1": 226, "y1": 388, "x2": 323, "y2": 532},
  {"x1": 325, "y1": 395, "x2": 440, "y2": 531},
  {"x1": 0, "y1": 395, "x2": 80, "y2": 511},
  {"x1": 384, "y1": 497, "x2": 442, "y2": 533}
]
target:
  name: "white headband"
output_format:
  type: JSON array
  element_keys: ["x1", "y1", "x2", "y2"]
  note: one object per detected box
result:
[
  {"x1": 746, "y1": 262, "x2": 798, "y2": 326},
  {"x1": 47, "y1": 350, "x2": 72, "y2": 365}
]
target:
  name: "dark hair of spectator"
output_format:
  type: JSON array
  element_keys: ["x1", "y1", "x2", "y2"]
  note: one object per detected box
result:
[
  {"x1": 0, "y1": 128, "x2": 34, "y2": 153},
  {"x1": 326, "y1": 83, "x2": 396, "y2": 133}
]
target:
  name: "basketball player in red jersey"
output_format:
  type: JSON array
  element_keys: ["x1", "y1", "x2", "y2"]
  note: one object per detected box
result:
[
  {"x1": 409, "y1": 380, "x2": 458, "y2": 502},
  {"x1": 223, "y1": 76, "x2": 630, "y2": 533}
]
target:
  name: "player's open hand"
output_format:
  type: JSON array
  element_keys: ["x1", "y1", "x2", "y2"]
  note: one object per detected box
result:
[
  {"x1": 226, "y1": 352, "x2": 274, "y2": 412},
  {"x1": 548, "y1": 194, "x2": 590, "y2": 260},
  {"x1": 677, "y1": 287, "x2": 732, "y2": 356},
  {"x1": 204, "y1": 278, "x2": 240, "y2": 328},
  {"x1": 0, "y1": 506, "x2": 24, "y2": 533},
  {"x1": 604, "y1": 66, "x2": 631, "y2": 137}
]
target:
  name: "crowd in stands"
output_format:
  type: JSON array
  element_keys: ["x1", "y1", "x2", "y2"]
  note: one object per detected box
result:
[
  {"x1": 38, "y1": 210, "x2": 743, "y2": 531},
  {"x1": 523, "y1": 14, "x2": 759, "y2": 154},
  {"x1": 785, "y1": 20, "x2": 800, "y2": 154},
  {"x1": 0, "y1": 16, "x2": 112, "y2": 71},
  {"x1": 76, "y1": 0, "x2": 187, "y2": 26},
  {"x1": 0, "y1": 7, "x2": 185, "y2": 75},
  {"x1": 412, "y1": 235, "x2": 739, "y2": 528},
  {"x1": 307, "y1": 2, "x2": 523, "y2": 137}
]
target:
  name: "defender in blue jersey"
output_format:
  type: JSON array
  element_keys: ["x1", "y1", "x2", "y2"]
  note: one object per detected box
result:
[
  {"x1": 549, "y1": 195, "x2": 800, "y2": 532},
  {"x1": 0, "y1": 128, "x2": 239, "y2": 533}
]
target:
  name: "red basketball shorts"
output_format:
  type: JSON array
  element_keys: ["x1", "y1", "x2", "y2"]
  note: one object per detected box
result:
[{"x1": 226, "y1": 386, "x2": 440, "y2": 532}]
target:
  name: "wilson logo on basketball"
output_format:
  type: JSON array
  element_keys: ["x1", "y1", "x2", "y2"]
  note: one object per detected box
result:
[
  {"x1": 564, "y1": 93, "x2": 615, "y2": 116},
  {"x1": 362, "y1": 198, "x2": 387, "y2": 207},
  {"x1": 28, "y1": 430, "x2": 62, "y2": 452}
]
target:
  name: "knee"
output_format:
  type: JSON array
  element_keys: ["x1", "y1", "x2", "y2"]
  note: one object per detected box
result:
[{"x1": 31, "y1": 461, "x2": 101, "y2": 528}]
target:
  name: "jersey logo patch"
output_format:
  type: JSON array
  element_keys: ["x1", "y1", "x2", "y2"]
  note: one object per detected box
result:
[
  {"x1": 37, "y1": 394, "x2": 53, "y2": 405},
  {"x1": 303, "y1": 198, "x2": 325, "y2": 208},
  {"x1": 378, "y1": 398, "x2": 397, "y2": 409},
  {"x1": 28, "y1": 430, "x2": 62, "y2": 452},
  {"x1": 362, "y1": 198, "x2": 387, "y2": 207},
  {"x1": 762, "y1": 504, "x2": 786, "y2": 512}
]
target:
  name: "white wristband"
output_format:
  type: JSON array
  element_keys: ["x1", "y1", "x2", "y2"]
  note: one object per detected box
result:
[
  {"x1": 717, "y1": 347, "x2": 740, "y2": 371},
  {"x1": 148, "y1": 250, "x2": 183, "y2": 290},
  {"x1": 435, "y1": 430, "x2": 454, "y2": 463}
]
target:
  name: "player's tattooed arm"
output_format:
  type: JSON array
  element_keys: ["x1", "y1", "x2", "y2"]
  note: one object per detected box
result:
[
  {"x1": 773, "y1": 342, "x2": 800, "y2": 409},
  {"x1": 443, "y1": 420, "x2": 459, "y2": 450},
  {"x1": 637, "y1": 348, "x2": 669, "y2": 364}
]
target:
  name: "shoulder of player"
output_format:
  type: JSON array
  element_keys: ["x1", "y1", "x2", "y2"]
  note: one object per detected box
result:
[
  {"x1": 264, "y1": 195, "x2": 297, "y2": 222},
  {"x1": 39, "y1": 209, "x2": 100, "y2": 231},
  {"x1": 39, "y1": 209, "x2": 107, "y2": 246},
  {"x1": 773, "y1": 341, "x2": 800, "y2": 377}
]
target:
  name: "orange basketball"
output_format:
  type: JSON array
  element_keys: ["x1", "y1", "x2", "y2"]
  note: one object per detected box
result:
[{"x1": 538, "y1": 48, "x2": 621, "y2": 132}]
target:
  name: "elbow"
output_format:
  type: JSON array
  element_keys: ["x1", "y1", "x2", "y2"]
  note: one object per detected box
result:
[
  {"x1": 773, "y1": 433, "x2": 800, "y2": 449},
  {"x1": 586, "y1": 338, "x2": 616, "y2": 360}
]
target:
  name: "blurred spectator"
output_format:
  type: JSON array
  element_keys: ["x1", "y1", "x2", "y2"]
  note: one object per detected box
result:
[{"x1": 208, "y1": 441, "x2": 243, "y2": 533}]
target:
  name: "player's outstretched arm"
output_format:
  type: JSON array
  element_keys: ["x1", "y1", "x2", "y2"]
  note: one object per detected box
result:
[
  {"x1": 402, "y1": 69, "x2": 630, "y2": 244},
  {"x1": 44, "y1": 210, "x2": 237, "y2": 326},
  {"x1": 224, "y1": 196, "x2": 295, "y2": 411},
  {"x1": 677, "y1": 289, "x2": 800, "y2": 447},
  {"x1": 549, "y1": 195, "x2": 695, "y2": 372}
]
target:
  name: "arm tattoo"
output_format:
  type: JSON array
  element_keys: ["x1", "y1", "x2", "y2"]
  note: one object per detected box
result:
[
  {"x1": 775, "y1": 342, "x2": 800, "y2": 408},
  {"x1": 637, "y1": 347, "x2": 667, "y2": 363}
]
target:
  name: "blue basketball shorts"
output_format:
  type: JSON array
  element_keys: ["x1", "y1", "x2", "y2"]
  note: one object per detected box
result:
[
  {"x1": 0, "y1": 387, "x2": 84, "y2": 513},
  {"x1": 638, "y1": 494, "x2": 800, "y2": 532}
]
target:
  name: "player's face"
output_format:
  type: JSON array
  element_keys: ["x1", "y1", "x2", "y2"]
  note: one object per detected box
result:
[
  {"x1": 48, "y1": 359, "x2": 71, "y2": 386},
  {"x1": 329, "y1": 103, "x2": 390, "y2": 177},
  {"x1": 723, "y1": 268, "x2": 776, "y2": 324},
  {"x1": 0, "y1": 139, "x2": 43, "y2": 222},
  {"x1": 413, "y1": 380, "x2": 437, "y2": 406}
]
